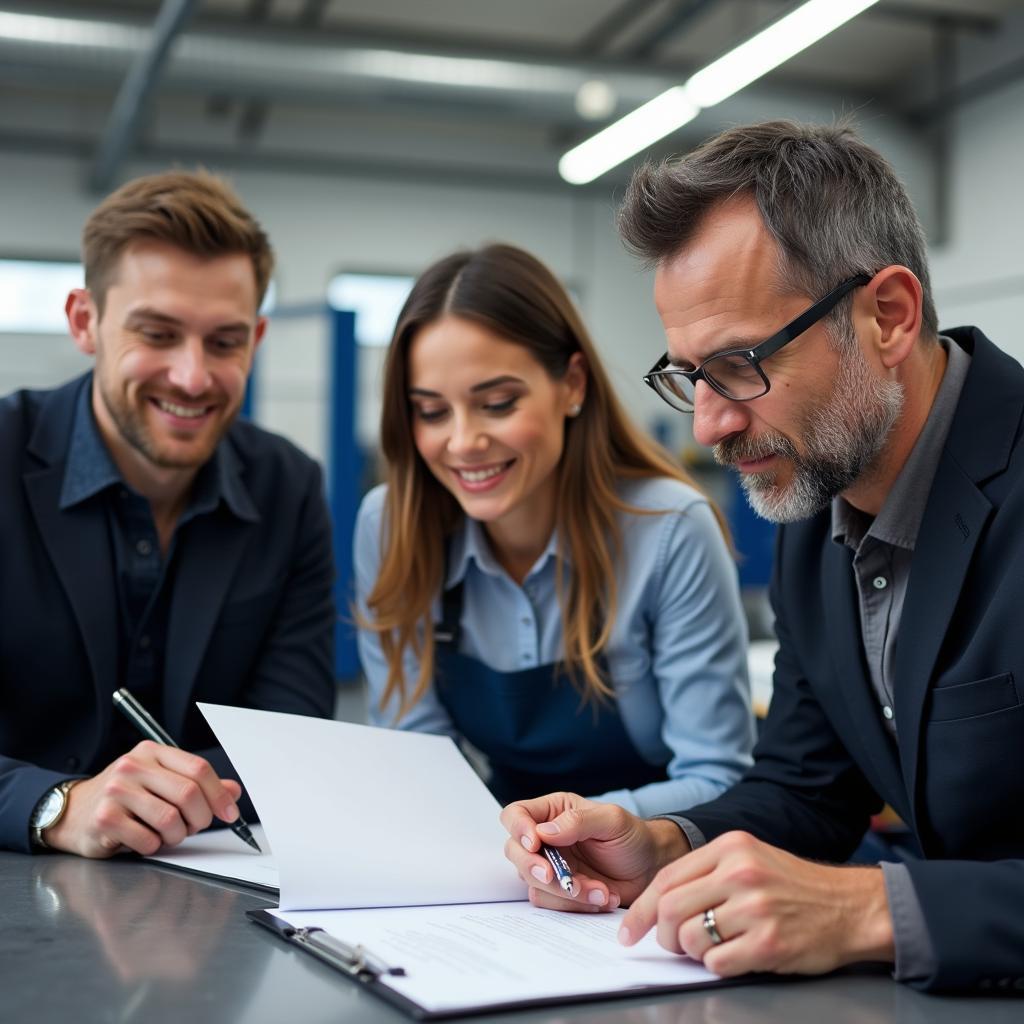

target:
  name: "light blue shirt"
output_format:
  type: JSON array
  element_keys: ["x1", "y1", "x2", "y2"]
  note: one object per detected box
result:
[{"x1": 355, "y1": 476, "x2": 755, "y2": 817}]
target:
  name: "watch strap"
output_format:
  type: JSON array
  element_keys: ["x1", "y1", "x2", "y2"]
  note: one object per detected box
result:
[{"x1": 31, "y1": 779, "x2": 80, "y2": 849}]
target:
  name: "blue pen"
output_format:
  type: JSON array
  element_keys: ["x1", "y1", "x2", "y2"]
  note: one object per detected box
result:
[{"x1": 541, "y1": 843, "x2": 575, "y2": 895}]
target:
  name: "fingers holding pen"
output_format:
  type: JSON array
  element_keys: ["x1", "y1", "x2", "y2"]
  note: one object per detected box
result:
[
  {"x1": 502, "y1": 834, "x2": 614, "y2": 907},
  {"x1": 502, "y1": 795, "x2": 645, "y2": 910}
]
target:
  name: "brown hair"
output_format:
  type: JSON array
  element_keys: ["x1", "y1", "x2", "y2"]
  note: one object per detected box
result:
[
  {"x1": 82, "y1": 169, "x2": 274, "y2": 313},
  {"x1": 363, "y1": 243, "x2": 728, "y2": 718},
  {"x1": 618, "y1": 119, "x2": 938, "y2": 342}
]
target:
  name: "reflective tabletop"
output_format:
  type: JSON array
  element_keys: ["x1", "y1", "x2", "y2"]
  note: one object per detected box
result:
[{"x1": 2, "y1": 851, "x2": 1019, "y2": 1024}]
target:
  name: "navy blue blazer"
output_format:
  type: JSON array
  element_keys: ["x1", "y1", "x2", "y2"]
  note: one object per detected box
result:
[
  {"x1": 0, "y1": 374, "x2": 336, "y2": 852},
  {"x1": 682, "y1": 327, "x2": 1024, "y2": 993}
]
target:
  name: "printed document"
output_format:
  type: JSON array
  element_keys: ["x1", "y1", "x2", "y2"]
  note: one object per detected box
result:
[
  {"x1": 147, "y1": 824, "x2": 279, "y2": 892},
  {"x1": 194, "y1": 704, "x2": 718, "y2": 1016}
]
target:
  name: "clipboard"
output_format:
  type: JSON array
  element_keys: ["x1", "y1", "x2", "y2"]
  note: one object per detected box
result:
[
  {"x1": 248, "y1": 910, "x2": 430, "y2": 1020},
  {"x1": 246, "y1": 903, "x2": 733, "y2": 1021},
  {"x1": 196, "y1": 706, "x2": 734, "y2": 1019}
]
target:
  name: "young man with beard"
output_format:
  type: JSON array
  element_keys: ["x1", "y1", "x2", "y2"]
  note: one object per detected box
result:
[
  {"x1": 0, "y1": 171, "x2": 335, "y2": 856},
  {"x1": 501, "y1": 121, "x2": 1024, "y2": 992}
]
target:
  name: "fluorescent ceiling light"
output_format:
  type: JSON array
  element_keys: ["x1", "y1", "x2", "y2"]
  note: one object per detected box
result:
[
  {"x1": 0, "y1": 12, "x2": 143, "y2": 51},
  {"x1": 559, "y1": 87, "x2": 699, "y2": 185},
  {"x1": 559, "y1": 0, "x2": 879, "y2": 185},
  {"x1": 343, "y1": 50, "x2": 581, "y2": 94},
  {"x1": 685, "y1": 0, "x2": 880, "y2": 108}
]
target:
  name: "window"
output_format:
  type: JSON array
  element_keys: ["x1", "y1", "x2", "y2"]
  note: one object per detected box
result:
[
  {"x1": 0, "y1": 259, "x2": 83, "y2": 333},
  {"x1": 328, "y1": 272, "x2": 414, "y2": 348},
  {"x1": 0, "y1": 258, "x2": 276, "y2": 331}
]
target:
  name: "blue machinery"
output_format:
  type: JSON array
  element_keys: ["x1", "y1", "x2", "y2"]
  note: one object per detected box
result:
[
  {"x1": 242, "y1": 306, "x2": 362, "y2": 681},
  {"x1": 328, "y1": 309, "x2": 360, "y2": 680}
]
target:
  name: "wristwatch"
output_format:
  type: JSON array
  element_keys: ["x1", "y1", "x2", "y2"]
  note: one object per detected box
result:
[{"x1": 30, "y1": 780, "x2": 80, "y2": 849}]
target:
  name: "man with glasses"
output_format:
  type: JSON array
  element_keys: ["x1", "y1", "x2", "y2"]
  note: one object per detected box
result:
[{"x1": 502, "y1": 121, "x2": 1024, "y2": 992}]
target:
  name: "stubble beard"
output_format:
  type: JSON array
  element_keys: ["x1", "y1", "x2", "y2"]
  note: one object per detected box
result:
[
  {"x1": 714, "y1": 343, "x2": 905, "y2": 524},
  {"x1": 96, "y1": 368, "x2": 232, "y2": 472}
]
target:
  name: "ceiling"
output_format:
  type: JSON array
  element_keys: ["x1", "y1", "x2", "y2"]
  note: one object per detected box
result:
[{"x1": 0, "y1": 0, "x2": 1021, "y2": 193}]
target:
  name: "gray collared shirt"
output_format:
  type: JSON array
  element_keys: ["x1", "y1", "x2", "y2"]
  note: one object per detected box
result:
[
  {"x1": 830, "y1": 336, "x2": 969, "y2": 982},
  {"x1": 831, "y1": 336, "x2": 970, "y2": 734},
  {"x1": 663, "y1": 337, "x2": 970, "y2": 984}
]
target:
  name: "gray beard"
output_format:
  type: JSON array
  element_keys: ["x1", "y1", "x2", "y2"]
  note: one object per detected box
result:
[{"x1": 717, "y1": 346, "x2": 904, "y2": 524}]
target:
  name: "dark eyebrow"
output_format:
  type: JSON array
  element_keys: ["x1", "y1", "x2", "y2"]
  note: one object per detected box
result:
[
  {"x1": 124, "y1": 308, "x2": 251, "y2": 334},
  {"x1": 124, "y1": 308, "x2": 181, "y2": 328},
  {"x1": 409, "y1": 375, "x2": 525, "y2": 398}
]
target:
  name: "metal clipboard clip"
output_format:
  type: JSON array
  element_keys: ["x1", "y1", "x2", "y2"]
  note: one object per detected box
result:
[{"x1": 285, "y1": 926, "x2": 406, "y2": 979}]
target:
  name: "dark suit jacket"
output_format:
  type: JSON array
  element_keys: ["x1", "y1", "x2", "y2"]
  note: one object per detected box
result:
[
  {"x1": 682, "y1": 327, "x2": 1024, "y2": 993},
  {"x1": 0, "y1": 374, "x2": 336, "y2": 852}
]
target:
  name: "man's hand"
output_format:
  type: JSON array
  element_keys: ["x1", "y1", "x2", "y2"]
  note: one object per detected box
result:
[
  {"x1": 620, "y1": 831, "x2": 895, "y2": 976},
  {"x1": 500, "y1": 792, "x2": 690, "y2": 911},
  {"x1": 44, "y1": 741, "x2": 243, "y2": 859}
]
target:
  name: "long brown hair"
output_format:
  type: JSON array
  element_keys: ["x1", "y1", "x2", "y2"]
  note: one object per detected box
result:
[{"x1": 364, "y1": 243, "x2": 727, "y2": 718}]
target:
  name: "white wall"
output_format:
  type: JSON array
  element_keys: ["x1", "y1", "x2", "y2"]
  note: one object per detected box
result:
[{"x1": 930, "y1": 76, "x2": 1024, "y2": 363}]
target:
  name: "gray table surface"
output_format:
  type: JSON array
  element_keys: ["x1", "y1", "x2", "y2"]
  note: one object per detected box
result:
[{"x1": 2, "y1": 850, "x2": 1019, "y2": 1024}]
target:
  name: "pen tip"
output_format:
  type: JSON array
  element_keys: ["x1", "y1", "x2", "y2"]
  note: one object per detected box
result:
[{"x1": 245, "y1": 834, "x2": 262, "y2": 853}]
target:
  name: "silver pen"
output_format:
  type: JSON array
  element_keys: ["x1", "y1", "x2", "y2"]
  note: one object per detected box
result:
[
  {"x1": 541, "y1": 843, "x2": 575, "y2": 895},
  {"x1": 112, "y1": 688, "x2": 262, "y2": 852}
]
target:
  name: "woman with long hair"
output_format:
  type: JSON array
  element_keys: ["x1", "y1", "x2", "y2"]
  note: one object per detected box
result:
[{"x1": 355, "y1": 244, "x2": 753, "y2": 815}]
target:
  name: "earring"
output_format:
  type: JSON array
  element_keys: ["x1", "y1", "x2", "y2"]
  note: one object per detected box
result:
[{"x1": 569, "y1": 403, "x2": 582, "y2": 417}]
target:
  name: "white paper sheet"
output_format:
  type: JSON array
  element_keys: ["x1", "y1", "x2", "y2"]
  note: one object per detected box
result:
[
  {"x1": 197, "y1": 704, "x2": 525, "y2": 912},
  {"x1": 271, "y1": 903, "x2": 718, "y2": 1014},
  {"x1": 147, "y1": 824, "x2": 279, "y2": 891}
]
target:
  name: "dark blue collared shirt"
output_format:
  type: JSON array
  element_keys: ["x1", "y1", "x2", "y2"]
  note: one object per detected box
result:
[{"x1": 59, "y1": 381, "x2": 253, "y2": 766}]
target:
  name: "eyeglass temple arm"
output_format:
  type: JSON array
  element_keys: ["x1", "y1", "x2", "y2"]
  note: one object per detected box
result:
[{"x1": 751, "y1": 274, "x2": 872, "y2": 363}]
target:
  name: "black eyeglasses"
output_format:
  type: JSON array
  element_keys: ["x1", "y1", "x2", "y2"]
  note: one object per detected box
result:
[{"x1": 643, "y1": 274, "x2": 871, "y2": 414}]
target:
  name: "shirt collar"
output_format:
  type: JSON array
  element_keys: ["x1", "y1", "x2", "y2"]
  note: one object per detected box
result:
[
  {"x1": 59, "y1": 381, "x2": 258, "y2": 523},
  {"x1": 445, "y1": 515, "x2": 560, "y2": 588},
  {"x1": 832, "y1": 335, "x2": 971, "y2": 552},
  {"x1": 59, "y1": 382, "x2": 123, "y2": 510}
]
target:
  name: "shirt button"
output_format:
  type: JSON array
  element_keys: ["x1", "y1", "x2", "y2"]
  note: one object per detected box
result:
[
  {"x1": 872, "y1": 576, "x2": 887, "y2": 590},
  {"x1": 139, "y1": 635, "x2": 151, "y2": 650},
  {"x1": 882, "y1": 705, "x2": 894, "y2": 720},
  {"x1": 65, "y1": 756, "x2": 80, "y2": 772},
  {"x1": 136, "y1": 539, "x2": 153, "y2": 556}
]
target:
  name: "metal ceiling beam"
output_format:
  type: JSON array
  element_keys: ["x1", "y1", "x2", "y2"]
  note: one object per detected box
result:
[
  {"x1": 3, "y1": 1, "x2": 888, "y2": 86},
  {"x1": 729, "y1": 0, "x2": 999, "y2": 34},
  {"x1": 299, "y1": 0, "x2": 330, "y2": 29},
  {"x1": 621, "y1": 0, "x2": 719, "y2": 60},
  {"x1": 908, "y1": 51, "x2": 1024, "y2": 122},
  {"x1": 845, "y1": 2, "x2": 998, "y2": 34},
  {"x1": 247, "y1": 0, "x2": 272, "y2": 21},
  {"x1": 88, "y1": 0, "x2": 198, "y2": 193},
  {"x1": 0, "y1": 128, "x2": 590, "y2": 196},
  {"x1": 576, "y1": 0, "x2": 664, "y2": 56}
]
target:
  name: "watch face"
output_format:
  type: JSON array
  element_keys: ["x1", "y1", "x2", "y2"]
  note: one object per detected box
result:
[{"x1": 32, "y1": 788, "x2": 66, "y2": 830}]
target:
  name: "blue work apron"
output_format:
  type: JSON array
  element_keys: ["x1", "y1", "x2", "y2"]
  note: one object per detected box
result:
[{"x1": 434, "y1": 580, "x2": 667, "y2": 805}]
